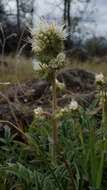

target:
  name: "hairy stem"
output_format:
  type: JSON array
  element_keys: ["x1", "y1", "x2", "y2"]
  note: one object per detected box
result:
[{"x1": 51, "y1": 70, "x2": 58, "y2": 163}]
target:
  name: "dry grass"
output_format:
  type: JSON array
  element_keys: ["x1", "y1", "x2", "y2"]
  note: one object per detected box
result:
[
  {"x1": 0, "y1": 55, "x2": 36, "y2": 90},
  {"x1": 0, "y1": 55, "x2": 107, "y2": 91},
  {"x1": 67, "y1": 57, "x2": 107, "y2": 78},
  {"x1": 0, "y1": 55, "x2": 35, "y2": 81}
]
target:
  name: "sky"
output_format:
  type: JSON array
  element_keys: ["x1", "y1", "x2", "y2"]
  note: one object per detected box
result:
[
  {"x1": 35, "y1": 0, "x2": 107, "y2": 36},
  {"x1": 6, "y1": 0, "x2": 107, "y2": 36},
  {"x1": 95, "y1": 0, "x2": 107, "y2": 35}
]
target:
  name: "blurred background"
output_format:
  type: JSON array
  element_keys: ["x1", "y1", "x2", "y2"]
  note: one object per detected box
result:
[{"x1": 0, "y1": 0, "x2": 107, "y2": 83}]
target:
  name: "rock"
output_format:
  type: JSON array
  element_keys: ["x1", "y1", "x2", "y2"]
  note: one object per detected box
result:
[{"x1": 57, "y1": 69, "x2": 95, "y2": 92}]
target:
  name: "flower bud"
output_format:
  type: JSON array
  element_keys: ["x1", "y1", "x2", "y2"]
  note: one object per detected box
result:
[
  {"x1": 68, "y1": 100, "x2": 78, "y2": 111},
  {"x1": 95, "y1": 73, "x2": 104, "y2": 84}
]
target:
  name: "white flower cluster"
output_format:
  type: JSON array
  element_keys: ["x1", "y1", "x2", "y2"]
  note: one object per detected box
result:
[
  {"x1": 95, "y1": 73, "x2": 104, "y2": 84},
  {"x1": 31, "y1": 21, "x2": 65, "y2": 69},
  {"x1": 56, "y1": 53, "x2": 65, "y2": 68},
  {"x1": 34, "y1": 107, "x2": 43, "y2": 118},
  {"x1": 48, "y1": 53, "x2": 65, "y2": 69},
  {"x1": 68, "y1": 99, "x2": 78, "y2": 111},
  {"x1": 55, "y1": 79, "x2": 65, "y2": 91},
  {"x1": 56, "y1": 99, "x2": 79, "y2": 118},
  {"x1": 32, "y1": 21, "x2": 66, "y2": 40}
]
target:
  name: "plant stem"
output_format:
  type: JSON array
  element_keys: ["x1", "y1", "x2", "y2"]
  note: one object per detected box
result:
[{"x1": 51, "y1": 70, "x2": 58, "y2": 163}]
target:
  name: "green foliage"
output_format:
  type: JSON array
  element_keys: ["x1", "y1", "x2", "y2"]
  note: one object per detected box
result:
[{"x1": 0, "y1": 100, "x2": 107, "y2": 190}]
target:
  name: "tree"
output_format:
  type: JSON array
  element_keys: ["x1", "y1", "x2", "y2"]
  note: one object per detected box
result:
[
  {"x1": 2, "y1": 0, "x2": 35, "y2": 34},
  {"x1": 16, "y1": 0, "x2": 21, "y2": 33},
  {"x1": 19, "y1": 0, "x2": 34, "y2": 26},
  {"x1": 15, "y1": 0, "x2": 34, "y2": 34},
  {"x1": 85, "y1": 36, "x2": 107, "y2": 57},
  {"x1": 63, "y1": 0, "x2": 92, "y2": 48},
  {"x1": 63, "y1": 0, "x2": 71, "y2": 37},
  {"x1": 0, "y1": 0, "x2": 7, "y2": 23}
]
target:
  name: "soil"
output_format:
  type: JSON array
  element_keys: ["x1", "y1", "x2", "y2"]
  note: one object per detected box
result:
[{"x1": 0, "y1": 68, "x2": 96, "y2": 130}]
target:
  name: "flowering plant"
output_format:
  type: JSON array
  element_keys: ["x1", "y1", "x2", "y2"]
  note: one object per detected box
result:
[
  {"x1": 31, "y1": 21, "x2": 66, "y2": 163},
  {"x1": 32, "y1": 21, "x2": 65, "y2": 69}
]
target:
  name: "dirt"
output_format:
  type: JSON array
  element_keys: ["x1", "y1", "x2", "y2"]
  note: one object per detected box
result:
[{"x1": 0, "y1": 68, "x2": 96, "y2": 130}]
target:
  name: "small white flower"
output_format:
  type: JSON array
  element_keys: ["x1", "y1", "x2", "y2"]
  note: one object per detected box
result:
[
  {"x1": 34, "y1": 107, "x2": 43, "y2": 117},
  {"x1": 95, "y1": 73, "x2": 104, "y2": 84},
  {"x1": 55, "y1": 107, "x2": 68, "y2": 118},
  {"x1": 69, "y1": 100, "x2": 78, "y2": 111},
  {"x1": 60, "y1": 107, "x2": 68, "y2": 113},
  {"x1": 57, "y1": 53, "x2": 65, "y2": 64},
  {"x1": 55, "y1": 79, "x2": 65, "y2": 90}
]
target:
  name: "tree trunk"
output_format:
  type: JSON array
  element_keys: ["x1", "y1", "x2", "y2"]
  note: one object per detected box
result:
[
  {"x1": 63, "y1": 0, "x2": 71, "y2": 49},
  {"x1": 67, "y1": 0, "x2": 71, "y2": 37},
  {"x1": 64, "y1": 0, "x2": 67, "y2": 26},
  {"x1": 16, "y1": 0, "x2": 20, "y2": 34}
]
